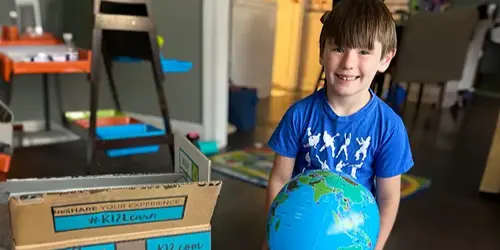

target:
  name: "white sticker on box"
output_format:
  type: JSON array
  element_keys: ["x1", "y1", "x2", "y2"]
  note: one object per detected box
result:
[{"x1": 179, "y1": 148, "x2": 199, "y2": 181}]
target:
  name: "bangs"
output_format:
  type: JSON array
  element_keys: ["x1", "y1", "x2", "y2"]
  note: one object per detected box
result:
[
  {"x1": 325, "y1": 13, "x2": 378, "y2": 51},
  {"x1": 319, "y1": 0, "x2": 396, "y2": 56}
]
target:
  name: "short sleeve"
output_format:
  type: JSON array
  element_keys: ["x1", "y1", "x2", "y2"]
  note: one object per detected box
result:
[
  {"x1": 267, "y1": 104, "x2": 303, "y2": 158},
  {"x1": 374, "y1": 120, "x2": 414, "y2": 178}
]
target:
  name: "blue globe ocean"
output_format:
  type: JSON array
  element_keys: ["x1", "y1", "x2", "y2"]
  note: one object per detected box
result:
[{"x1": 267, "y1": 170, "x2": 380, "y2": 250}]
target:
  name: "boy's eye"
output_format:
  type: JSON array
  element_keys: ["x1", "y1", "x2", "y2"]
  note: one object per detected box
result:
[
  {"x1": 332, "y1": 47, "x2": 344, "y2": 53},
  {"x1": 359, "y1": 50, "x2": 371, "y2": 55}
]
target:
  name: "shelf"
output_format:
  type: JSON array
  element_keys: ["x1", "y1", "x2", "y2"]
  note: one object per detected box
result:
[
  {"x1": 74, "y1": 116, "x2": 141, "y2": 128},
  {"x1": 96, "y1": 124, "x2": 165, "y2": 157},
  {"x1": 114, "y1": 55, "x2": 193, "y2": 73},
  {"x1": 62, "y1": 110, "x2": 173, "y2": 158},
  {"x1": 64, "y1": 109, "x2": 127, "y2": 122},
  {"x1": 0, "y1": 34, "x2": 60, "y2": 46}
]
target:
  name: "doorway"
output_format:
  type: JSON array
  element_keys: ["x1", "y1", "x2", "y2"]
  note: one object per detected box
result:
[
  {"x1": 296, "y1": 0, "x2": 332, "y2": 93},
  {"x1": 271, "y1": 0, "x2": 306, "y2": 94}
]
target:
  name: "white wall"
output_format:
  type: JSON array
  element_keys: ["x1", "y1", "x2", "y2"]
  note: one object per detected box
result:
[{"x1": 230, "y1": 0, "x2": 277, "y2": 98}]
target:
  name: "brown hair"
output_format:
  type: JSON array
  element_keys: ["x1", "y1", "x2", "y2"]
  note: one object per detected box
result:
[{"x1": 319, "y1": 0, "x2": 397, "y2": 58}]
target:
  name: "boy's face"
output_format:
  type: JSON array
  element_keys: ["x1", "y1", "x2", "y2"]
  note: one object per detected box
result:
[{"x1": 320, "y1": 39, "x2": 396, "y2": 97}]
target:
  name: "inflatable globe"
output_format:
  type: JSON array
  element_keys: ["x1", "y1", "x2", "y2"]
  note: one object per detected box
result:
[{"x1": 267, "y1": 170, "x2": 380, "y2": 250}]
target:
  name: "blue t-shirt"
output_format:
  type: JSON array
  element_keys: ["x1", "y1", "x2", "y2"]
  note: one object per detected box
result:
[{"x1": 268, "y1": 89, "x2": 414, "y2": 193}]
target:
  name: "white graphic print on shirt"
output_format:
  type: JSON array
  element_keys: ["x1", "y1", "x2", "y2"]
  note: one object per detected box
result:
[{"x1": 304, "y1": 127, "x2": 372, "y2": 179}]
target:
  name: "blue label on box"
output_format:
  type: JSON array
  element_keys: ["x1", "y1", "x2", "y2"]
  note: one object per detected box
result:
[
  {"x1": 80, "y1": 244, "x2": 115, "y2": 250},
  {"x1": 52, "y1": 196, "x2": 186, "y2": 232},
  {"x1": 146, "y1": 232, "x2": 211, "y2": 250},
  {"x1": 61, "y1": 243, "x2": 116, "y2": 250},
  {"x1": 57, "y1": 232, "x2": 210, "y2": 250}
]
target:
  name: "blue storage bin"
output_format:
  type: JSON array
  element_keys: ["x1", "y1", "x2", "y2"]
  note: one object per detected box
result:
[
  {"x1": 228, "y1": 87, "x2": 259, "y2": 131},
  {"x1": 96, "y1": 124, "x2": 165, "y2": 157}
]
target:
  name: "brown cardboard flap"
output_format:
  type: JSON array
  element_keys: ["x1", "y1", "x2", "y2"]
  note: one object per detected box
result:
[{"x1": 10, "y1": 181, "x2": 222, "y2": 248}]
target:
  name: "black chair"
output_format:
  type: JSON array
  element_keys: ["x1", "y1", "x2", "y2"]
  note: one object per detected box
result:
[{"x1": 85, "y1": 0, "x2": 174, "y2": 169}]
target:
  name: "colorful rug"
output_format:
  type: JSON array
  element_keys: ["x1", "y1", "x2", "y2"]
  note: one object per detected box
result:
[{"x1": 211, "y1": 147, "x2": 431, "y2": 199}]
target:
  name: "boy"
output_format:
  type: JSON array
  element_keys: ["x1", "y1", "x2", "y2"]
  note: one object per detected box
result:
[{"x1": 264, "y1": 0, "x2": 414, "y2": 249}]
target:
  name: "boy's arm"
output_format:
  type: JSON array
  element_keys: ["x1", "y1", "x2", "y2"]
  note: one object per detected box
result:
[
  {"x1": 374, "y1": 175, "x2": 401, "y2": 250},
  {"x1": 262, "y1": 154, "x2": 295, "y2": 250},
  {"x1": 265, "y1": 154, "x2": 295, "y2": 215},
  {"x1": 373, "y1": 120, "x2": 413, "y2": 250},
  {"x1": 262, "y1": 102, "x2": 303, "y2": 250}
]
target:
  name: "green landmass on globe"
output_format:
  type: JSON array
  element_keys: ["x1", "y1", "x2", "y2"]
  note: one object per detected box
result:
[
  {"x1": 268, "y1": 170, "x2": 377, "y2": 250},
  {"x1": 270, "y1": 171, "x2": 368, "y2": 218}
]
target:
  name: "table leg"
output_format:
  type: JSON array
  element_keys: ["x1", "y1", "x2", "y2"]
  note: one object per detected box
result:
[
  {"x1": 1, "y1": 74, "x2": 14, "y2": 106},
  {"x1": 42, "y1": 74, "x2": 50, "y2": 131},
  {"x1": 53, "y1": 74, "x2": 64, "y2": 121}
]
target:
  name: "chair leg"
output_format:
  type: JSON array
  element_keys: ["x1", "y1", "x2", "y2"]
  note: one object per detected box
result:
[
  {"x1": 437, "y1": 81, "x2": 446, "y2": 111},
  {"x1": 87, "y1": 28, "x2": 103, "y2": 169},
  {"x1": 373, "y1": 72, "x2": 385, "y2": 97},
  {"x1": 412, "y1": 82, "x2": 424, "y2": 126},
  {"x1": 434, "y1": 81, "x2": 446, "y2": 128},
  {"x1": 402, "y1": 82, "x2": 411, "y2": 117},
  {"x1": 423, "y1": 82, "x2": 445, "y2": 131},
  {"x1": 103, "y1": 58, "x2": 122, "y2": 111},
  {"x1": 148, "y1": 31, "x2": 174, "y2": 163},
  {"x1": 386, "y1": 81, "x2": 395, "y2": 103}
]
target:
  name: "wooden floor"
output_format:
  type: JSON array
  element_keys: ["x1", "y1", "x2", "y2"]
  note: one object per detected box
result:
[{"x1": 4, "y1": 93, "x2": 500, "y2": 250}]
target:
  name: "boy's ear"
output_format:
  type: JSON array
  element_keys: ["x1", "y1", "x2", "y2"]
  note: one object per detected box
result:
[
  {"x1": 378, "y1": 49, "x2": 397, "y2": 73},
  {"x1": 319, "y1": 47, "x2": 325, "y2": 66}
]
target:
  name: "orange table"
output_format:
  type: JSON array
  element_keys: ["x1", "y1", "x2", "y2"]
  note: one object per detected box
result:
[{"x1": 0, "y1": 39, "x2": 92, "y2": 131}]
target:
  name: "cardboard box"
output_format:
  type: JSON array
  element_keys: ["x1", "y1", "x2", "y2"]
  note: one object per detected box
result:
[{"x1": 4, "y1": 133, "x2": 221, "y2": 250}]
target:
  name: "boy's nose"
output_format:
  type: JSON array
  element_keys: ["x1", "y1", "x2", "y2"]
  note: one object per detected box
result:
[{"x1": 340, "y1": 50, "x2": 357, "y2": 69}]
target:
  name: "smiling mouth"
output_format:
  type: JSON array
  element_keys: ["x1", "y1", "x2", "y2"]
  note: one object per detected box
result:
[{"x1": 335, "y1": 74, "x2": 360, "y2": 81}]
